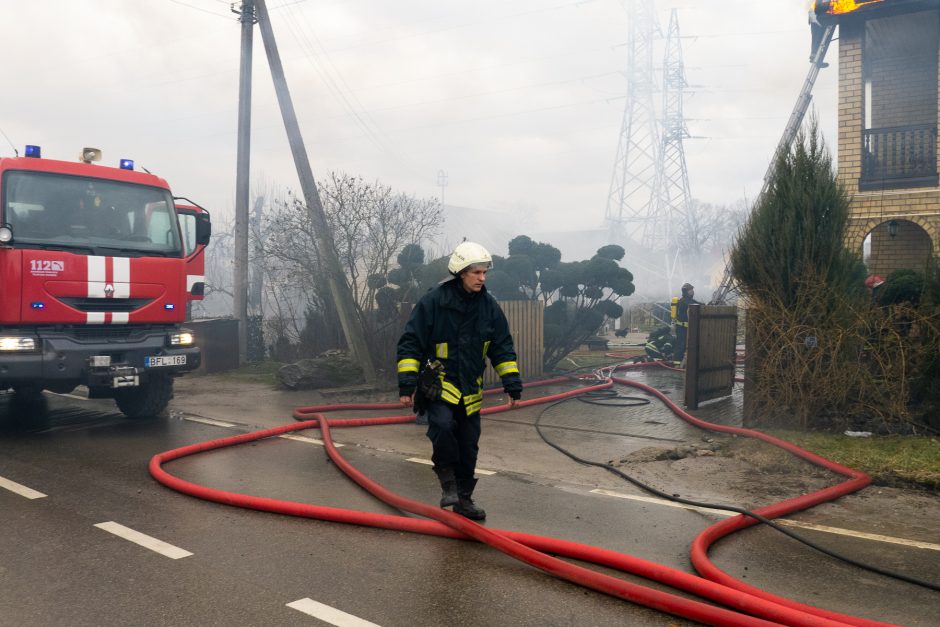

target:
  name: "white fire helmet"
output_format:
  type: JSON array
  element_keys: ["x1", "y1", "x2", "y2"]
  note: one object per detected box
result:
[{"x1": 447, "y1": 241, "x2": 493, "y2": 275}]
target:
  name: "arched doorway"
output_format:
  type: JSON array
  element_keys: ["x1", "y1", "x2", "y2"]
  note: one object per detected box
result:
[{"x1": 861, "y1": 219, "x2": 933, "y2": 275}]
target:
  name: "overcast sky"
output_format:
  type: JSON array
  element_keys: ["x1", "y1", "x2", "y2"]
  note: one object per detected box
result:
[{"x1": 1, "y1": 0, "x2": 836, "y2": 235}]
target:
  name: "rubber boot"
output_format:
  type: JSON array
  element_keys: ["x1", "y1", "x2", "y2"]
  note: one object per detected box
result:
[
  {"x1": 433, "y1": 466, "x2": 458, "y2": 508},
  {"x1": 453, "y1": 478, "x2": 486, "y2": 520}
]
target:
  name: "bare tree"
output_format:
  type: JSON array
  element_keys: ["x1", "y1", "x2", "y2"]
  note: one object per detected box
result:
[
  {"x1": 192, "y1": 213, "x2": 235, "y2": 319},
  {"x1": 258, "y1": 173, "x2": 443, "y2": 358},
  {"x1": 321, "y1": 173, "x2": 443, "y2": 315},
  {"x1": 677, "y1": 198, "x2": 748, "y2": 259}
]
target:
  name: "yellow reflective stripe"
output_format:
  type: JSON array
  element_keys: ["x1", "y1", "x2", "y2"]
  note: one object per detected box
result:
[
  {"x1": 397, "y1": 359, "x2": 420, "y2": 373},
  {"x1": 435, "y1": 343, "x2": 448, "y2": 359},
  {"x1": 676, "y1": 321, "x2": 689, "y2": 327},
  {"x1": 465, "y1": 400, "x2": 483, "y2": 415},
  {"x1": 441, "y1": 390, "x2": 461, "y2": 404},
  {"x1": 483, "y1": 340, "x2": 491, "y2": 357},
  {"x1": 495, "y1": 361, "x2": 519, "y2": 376},
  {"x1": 441, "y1": 380, "x2": 461, "y2": 400},
  {"x1": 464, "y1": 391, "x2": 483, "y2": 405}
]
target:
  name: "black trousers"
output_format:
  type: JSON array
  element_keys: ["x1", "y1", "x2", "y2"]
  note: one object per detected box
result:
[
  {"x1": 426, "y1": 399, "x2": 481, "y2": 493},
  {"x1": 675, "y1": 324, "x2": 687, "y2": 363}
]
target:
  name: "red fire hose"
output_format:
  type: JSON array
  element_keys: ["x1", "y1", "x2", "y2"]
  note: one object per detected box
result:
[{"x1": 149, "y1": 370, "x2": 896, "y2": 627}]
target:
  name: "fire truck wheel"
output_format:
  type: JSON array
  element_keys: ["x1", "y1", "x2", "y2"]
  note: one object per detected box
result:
[
  {"x1": 12, "y1": 384, "x2": 44, "y2": 399},
  {"x1": 114, "y1": 375, "x2": 174, "y2": 419},
  {"x1": 9, "y1": 386, "x2": 50, "y2": 430}
]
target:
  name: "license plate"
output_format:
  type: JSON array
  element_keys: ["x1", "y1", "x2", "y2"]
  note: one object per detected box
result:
[{"x1": 146, "y1": 355, "x2": 187, "y2": 367}]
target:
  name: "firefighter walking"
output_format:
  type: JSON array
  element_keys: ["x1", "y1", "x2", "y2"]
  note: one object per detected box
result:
[{"x1": 397, "y1": 242, "x2": 522, "y2": 520}]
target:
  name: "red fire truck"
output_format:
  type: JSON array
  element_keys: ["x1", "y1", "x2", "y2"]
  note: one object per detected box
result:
[{"x1": 0, "y1": 145, "x2": 211, "y2": 418}]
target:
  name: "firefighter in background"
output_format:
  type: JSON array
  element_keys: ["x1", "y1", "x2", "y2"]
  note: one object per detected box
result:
[
  {"x1": 397, "y1": 242, "x2": 522, "y2": 520},
  {"x1": 809, "y1": 1, "x2": 831, "y2": 67},
  {"x1": 865, "y1": 274, "x2": 886, "y2": 306},
  {"x1": 673, "y1": 283, "x2": 701, "y2": 366},
  {"x1": 644, "y1": 326, "x2": 674, "y2": 362}
]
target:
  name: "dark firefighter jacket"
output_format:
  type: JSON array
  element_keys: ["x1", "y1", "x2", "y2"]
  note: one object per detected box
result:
[
  {"x1": 397, "y1": 278, "x2": 522, "y2": 415},
  {"x1": 645, "y1": 331, "x2": 673, "y2": 361},
  {"x1": 675, "y1": 294, "x2": 701, "y2": 328}
]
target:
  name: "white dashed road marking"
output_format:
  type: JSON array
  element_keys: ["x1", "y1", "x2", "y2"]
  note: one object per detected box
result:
[
  {"x1": 591, "y1": 489, "x2": 940, "y2": 551},
  {"x1": 280, "y1": 434, "x2": 344, "y2": 448},
  {"x1": 406, "y1": 457, "x2": 496, "y2": 475},
  {"x1": 94, "y1": 522, "x2": 193, "y2": 559},
  {"x1": 181, "y1": 416, "x2": 345, "y2": 447},
  {"x1": 287, "y1": 598, "x2": 381, "y2": 627},
  {"x1": 0, "y1": 475, "x2": 47, "y2": 499},
  {"x1": 183, "y1": 416, "x2": 237, "y2": 429}
]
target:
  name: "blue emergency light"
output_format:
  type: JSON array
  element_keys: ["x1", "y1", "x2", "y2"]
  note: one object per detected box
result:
[
  {"x1": 25, "y1": 145, "x2": 41, "y2": 158},
  {"x1": 31, "y1": 302, "x2": 45, "y2": 309},
  {"x1": 119, "y1": 158, "x2": 134, "y2": 170},
  {"x1": 164, "y1": 303, "x2": 175, "y2": 310}
]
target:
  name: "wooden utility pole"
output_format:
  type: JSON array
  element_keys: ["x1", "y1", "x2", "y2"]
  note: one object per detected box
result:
[
  {"x1": 232, "y1": 0, "x2": 255, "y2": 364},
  {"x1": 254, "y1": 0, "x2": 377, "y2": 383}
]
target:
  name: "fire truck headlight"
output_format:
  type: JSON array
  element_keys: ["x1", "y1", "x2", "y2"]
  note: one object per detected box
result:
[
  {"x1": 0, "y1": 337, "x2": 38, "y2": 352},
  {"x1": 0, "y1": 226, "x2": 12, "y2": 243},
  {"x1": 167, "y1": 331, "x2": 194, "y2": 347}
]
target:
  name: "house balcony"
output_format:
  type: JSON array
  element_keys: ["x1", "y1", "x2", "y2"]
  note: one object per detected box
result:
[{"x1": 860, "y1": 123, "x2": 938, "y2": 191}]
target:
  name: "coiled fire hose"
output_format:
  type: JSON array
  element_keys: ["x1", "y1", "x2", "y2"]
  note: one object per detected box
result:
[{"x1": 149, "y1": 369, "x2": 900, "y2": 627}]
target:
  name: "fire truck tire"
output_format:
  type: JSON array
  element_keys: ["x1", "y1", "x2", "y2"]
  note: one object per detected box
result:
[
  {"x1": 12, "y1": 384, "x2": 44, "y2": 399},
  {"x1": 9, "y1": 386, "x2": 49, "y2": 430},
  {"x1": 115, "y1": 375, "x2": 174, "y2": 419}
]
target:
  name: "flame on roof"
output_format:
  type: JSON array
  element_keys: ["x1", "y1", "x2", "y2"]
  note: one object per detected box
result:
[{"x1": 820, "y1": 0, "x2": 887, "y2": 14}]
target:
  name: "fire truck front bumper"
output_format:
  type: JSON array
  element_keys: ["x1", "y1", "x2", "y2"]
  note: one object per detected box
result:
[{"x1": 0, "y1": 327, "x2": 201, "y2": 391}]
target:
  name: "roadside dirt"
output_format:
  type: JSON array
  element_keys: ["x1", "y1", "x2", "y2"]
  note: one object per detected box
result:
[{"x1": 607, "y1": 434, "x2": 938, "y2": 543}]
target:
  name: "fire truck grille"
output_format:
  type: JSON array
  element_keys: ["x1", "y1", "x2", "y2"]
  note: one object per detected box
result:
[
  {"x1": 64, "y1": 326, "x2": 156, "y2": 342},
  {"x1": 58, "y1": 297, "x2": 154, "y2": 313}
]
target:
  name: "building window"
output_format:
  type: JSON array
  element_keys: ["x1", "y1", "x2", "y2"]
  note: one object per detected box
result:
[{"x1": 861, "y1": 10, "x2": 939, "y2": 191}]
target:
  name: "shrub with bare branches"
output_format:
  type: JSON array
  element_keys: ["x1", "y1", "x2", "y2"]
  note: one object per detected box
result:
[{"x1": 731, "y1": 121, "x2": 939, "y2": 433}]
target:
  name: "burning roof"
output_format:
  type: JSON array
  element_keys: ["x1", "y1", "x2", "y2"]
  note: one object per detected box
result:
[{"x1": 814, "y1": 0, "x2": 887, "y2": 15}]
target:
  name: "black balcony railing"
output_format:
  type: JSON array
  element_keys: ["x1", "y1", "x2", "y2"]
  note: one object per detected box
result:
[{"x1": 860, "y1": 123, "x2": 938, "y2": 190}]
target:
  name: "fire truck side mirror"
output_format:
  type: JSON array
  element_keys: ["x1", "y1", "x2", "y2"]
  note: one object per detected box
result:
[{"x1": 195, "y1": 212, "x2": 211, "y2": 246}]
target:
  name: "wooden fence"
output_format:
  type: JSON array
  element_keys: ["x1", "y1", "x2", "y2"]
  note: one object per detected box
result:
[
  {"x1": 684, "y1": 304, "x2": 738, "y2": 409},
  {"x1": 484, "y1": 299, "x2": 544, "y2": 385}
]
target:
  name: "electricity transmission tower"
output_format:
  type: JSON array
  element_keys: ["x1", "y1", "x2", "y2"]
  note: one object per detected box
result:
[
  {"x1": 605, "y1": 3, "x2": 694, "y2": 297},
  {"x1": 605, "y1": 0, "x2": 659, "y2": 245},
  {"x1": 648, "y1": 9, "x2": 692, "y2": 271}
]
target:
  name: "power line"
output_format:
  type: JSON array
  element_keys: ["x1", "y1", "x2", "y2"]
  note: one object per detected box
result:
[
  {"x1": 351, "y1": 42, "x2": 621, "y2": 93},
  {"x1": 166, "y1": 0, "x2": 232, "y2": 19},
  {"x1": 323, "y1": 0, "x2": 606, "y2": 55},
  {"x1": 279, "y1": 3, "x2": 428, "y2": 174},
  {"x1": 0, "y1": 126, "x2": 19, "y2": 156},
  {"x1": 355, "y1": 70, "x2": 622, "y2": 117}
]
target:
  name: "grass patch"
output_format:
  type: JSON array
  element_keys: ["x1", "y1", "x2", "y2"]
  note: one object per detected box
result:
[{"x1": 765, "y1": 430, "x2": 940, "y2": 491}]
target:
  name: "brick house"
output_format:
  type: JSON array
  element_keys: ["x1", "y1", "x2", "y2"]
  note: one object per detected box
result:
[{"x1": 829, "y1": 0, "x2": 940, "y2": 275}]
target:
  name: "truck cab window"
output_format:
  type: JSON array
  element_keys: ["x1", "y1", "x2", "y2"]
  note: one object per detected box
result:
[{"x1": 3, "y1": 171, "x2": 181, "y2": 256}]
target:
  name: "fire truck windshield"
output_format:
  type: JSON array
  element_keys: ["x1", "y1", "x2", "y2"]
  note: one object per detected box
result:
[{"x1": 3, "y1": 171, "x2": 182, "y2": 256}]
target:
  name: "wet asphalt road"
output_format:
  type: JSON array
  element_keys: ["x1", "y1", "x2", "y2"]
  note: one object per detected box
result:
[{"x1": 0, "y1": 388, "x2": 938, "y2": 627}]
